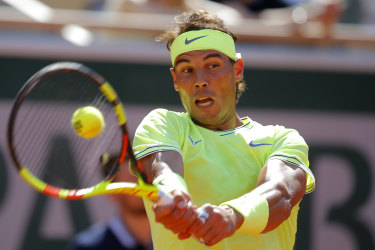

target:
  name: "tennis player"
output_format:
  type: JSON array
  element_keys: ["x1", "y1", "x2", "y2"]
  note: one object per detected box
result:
[{"x1": 132, "y1": 9, "x2": 315, "y2": 249}]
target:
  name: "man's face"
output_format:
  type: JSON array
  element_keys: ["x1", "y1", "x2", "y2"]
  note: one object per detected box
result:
[{"x1": 171, "y1": 50, "x2": 243, "y2": 130}]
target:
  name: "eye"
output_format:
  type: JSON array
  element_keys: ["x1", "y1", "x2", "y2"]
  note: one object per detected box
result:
[
  {"x1": 181, "y1": 66, "x2": 193, "y2": 73},
  {"x1": 208, "y1": 63, "x2": 219, "y2": 70}
]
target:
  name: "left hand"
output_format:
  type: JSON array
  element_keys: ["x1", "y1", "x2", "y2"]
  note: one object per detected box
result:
[{"x1": 183, "y1": 203, "x2": 244, "y2": 246}]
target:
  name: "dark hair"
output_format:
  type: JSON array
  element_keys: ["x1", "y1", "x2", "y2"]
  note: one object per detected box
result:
[{"x1": 156, "y1": 9, "x2": 246, "y2": 103}]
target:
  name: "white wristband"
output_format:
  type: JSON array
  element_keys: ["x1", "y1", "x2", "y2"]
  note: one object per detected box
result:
[{"x1": 152, "y1": 171, "x2": 188, "y2": 194}]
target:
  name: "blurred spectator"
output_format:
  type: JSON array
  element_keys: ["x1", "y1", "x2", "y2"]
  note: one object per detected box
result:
[
  {"x1": 212, "y1": 0, "x2": 344, "y2": 37},
  {"x1": 103, "y1": 0, "x2": 243, "y2": 25},
  {"x1": 66, "y1": 156, "x2": 152, "y2": 250},
  {"x1": 361, "y1": 0, "x2": 375, "y2": 24},
  {"x1": 102, "y1": 0, "x2": 344, "y2": 37},
  {"x1": 39, "y1": 0, "x2": 89, "y2": 9},
  {"x1": 211, "y1": 0, "x2": 312, "y2": 14},
  {"x1": 259, "y1": 0, "x2": 344, "y2": 37}
]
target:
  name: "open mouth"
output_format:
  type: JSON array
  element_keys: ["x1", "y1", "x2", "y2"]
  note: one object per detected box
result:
[{"x1": 195, "y1": 97, "x2": 214, "y2": 107}]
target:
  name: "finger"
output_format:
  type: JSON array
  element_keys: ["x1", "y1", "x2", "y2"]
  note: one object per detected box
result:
[
  {"x1": 172, "y1": 191, "x2": 193, "y2": 211},
  {"x1": 188, "y1": 207, "x2": 210, "y2": 235},
  {"x1": 170, "y1": 205, "x2": 199, "y2": 233},
  {"x1": 157, "y1": 203, "x2": 197, "y2": 232},
  {"x1": 206, "y1": 232, "x2": 224, "y2": 247},
  {"x1": 187, "y1": 215, "x2": 206, "y2": 235},
  {"x1": 192, "y1": 220, "x2": 211, "y2": 239},
  {"x1": 178, "y1": 232, "x2": 191, "y2": 240},
  {"x1": 153, "y1": 202, "x2": 174, "y2": 218},
  {"x1": 202, "y1": 223, "x2": 224, "y2": 246},
  {"x1": 153, "y1": 194, "x2": 190, "y2": 220},
  {"x1": 155, "y1": 207, "x2": 184, "y2": 226}
]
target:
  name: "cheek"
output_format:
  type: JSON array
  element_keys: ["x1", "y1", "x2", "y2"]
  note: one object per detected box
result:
[
  {"x1": 175, "y1": 82, "x2": 191, "y2": 97},
  {"x1": 175, "y1": 88, "x2": 189, "y2": 105},
  {"x1": 216, "y1": 76, "x2": 237, "y2": 97}
]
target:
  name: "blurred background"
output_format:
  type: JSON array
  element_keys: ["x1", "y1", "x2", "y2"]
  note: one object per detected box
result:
[{"x1": 0, "y1": 0, "x2": 374, "y2": 249}]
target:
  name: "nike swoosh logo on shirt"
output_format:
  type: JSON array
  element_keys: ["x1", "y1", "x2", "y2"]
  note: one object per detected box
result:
[
  {"x1": 185, "y1": 35, "x2": 207, "y2": 45},
  {"x1": 249, "y1": 141, "x2": 273, "y2": 147},
  {"x1": 188, "y1": 135, "x2": 202, "y2": 146}
]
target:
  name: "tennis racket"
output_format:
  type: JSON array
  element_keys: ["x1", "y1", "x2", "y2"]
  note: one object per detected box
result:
[{"x1": 7, "y1": 61, "x2": 170, "y2": 202}]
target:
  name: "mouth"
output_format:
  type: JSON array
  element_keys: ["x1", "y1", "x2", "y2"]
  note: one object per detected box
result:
[{"x1": 195, "y1": 97, "x2": 214, "y2": 107}]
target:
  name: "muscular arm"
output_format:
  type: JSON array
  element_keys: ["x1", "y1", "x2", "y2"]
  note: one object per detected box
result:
[
  {"x1": 189, "y1": 158, "x2": 307, "y2": 246},
  {"x1": 138, "y1": 150, "x2": 199, "y2": 235},
  {"x1": 138, "y1": 150, "x2": 184, "y2": 180},
  {"x1": 253, "y1": 158, "x2": 307, "y2": 233}
]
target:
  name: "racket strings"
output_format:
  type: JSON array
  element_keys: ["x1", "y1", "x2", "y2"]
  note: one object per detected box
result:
[
  {"x1": 26, "y1": 75, "x2": 78, "y2": 184},
  {"x1": 91, "y1": 93, "x2": 107, "y2": 109},
  {"x1": 17, "y1": 80, "x2": 62, "y2": 176},
  {"x1": 71, "y1": 94, "x2": 115, "y2": 187},
  {"x1": 16, "y1": 74, "x2": 78, "y2": 187},
  {"x1": 21, "y1": 79, "x2": 73, "y2": 173},
  {"x1": 13, "y1": 71, "x2": 122, "y2": 189}
]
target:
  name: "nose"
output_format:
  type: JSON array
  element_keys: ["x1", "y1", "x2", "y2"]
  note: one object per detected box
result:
[{"x1": 194, "y1": 69, "x2": 208, "y2": 89}]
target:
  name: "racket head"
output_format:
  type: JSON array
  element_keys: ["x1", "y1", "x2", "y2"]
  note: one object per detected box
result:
[{"x1": 6, "y1": 61, "x2": 148, "y2": 199}]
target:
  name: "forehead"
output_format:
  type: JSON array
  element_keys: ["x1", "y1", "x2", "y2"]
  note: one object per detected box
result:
[{"x1": 174, "y1": 50, "x2": 228, "y2": 65}]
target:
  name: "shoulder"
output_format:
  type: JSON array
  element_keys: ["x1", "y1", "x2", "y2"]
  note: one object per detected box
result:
[
  {"x1": 147, "y1": 108, "x2": 188, "y2": 120},
  {"x1": 272, "y1": 124, "x2": 306, "y2": 144},
  {"x1": 252, "y1": 120, "x2": 304, "y2": 140},
  {"x1": 139, "y1": 108, "x2": 191, "y2": 129},
  {"x1": 248, "y1": 120, "x2": 307, "y2": 148}
]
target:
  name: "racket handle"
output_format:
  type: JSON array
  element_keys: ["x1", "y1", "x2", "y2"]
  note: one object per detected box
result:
[
  {"x1": 157, "y1": 189, "x2": 174, "y2": 206},
  {"x1": 197, "y1": 207, "x2": 209, "y2": 223},
  {"x1": 194, "y1": 207, "x2": 210, "y2": 245}
]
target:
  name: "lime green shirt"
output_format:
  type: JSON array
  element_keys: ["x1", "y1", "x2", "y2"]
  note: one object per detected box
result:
[{"x1": 133, "y1": 108, "x2": 315, "y2": 250}]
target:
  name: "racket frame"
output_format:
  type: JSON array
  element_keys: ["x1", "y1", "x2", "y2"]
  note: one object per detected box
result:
[{"x1": 7, "y1": 62, "x2": 157, "y2": 200}]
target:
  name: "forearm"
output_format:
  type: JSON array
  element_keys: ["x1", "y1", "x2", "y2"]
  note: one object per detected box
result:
[
  {"x1": 138, "y1": 150, "x2": 199, "y2": 235},
  {"x1": 222, "y1": 159, "x2": 306, "y2": 234},
  {"x1": 138, "y1": 151, "x2": 184, "y2": 181}
]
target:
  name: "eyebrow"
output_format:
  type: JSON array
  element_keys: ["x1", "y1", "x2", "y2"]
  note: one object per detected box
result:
[
  {"x1": 174, "y1": 58, "x2": 190, "y2": 68},
  {"x1": 174, "y1": 52, "x2": 224, "y2": 68},
  {"x1": 204, "y1": 53, "x2": 223, "y2": 60}
]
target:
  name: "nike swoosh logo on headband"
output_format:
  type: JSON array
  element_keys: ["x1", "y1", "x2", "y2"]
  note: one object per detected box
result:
[{"x1": 185, "y1": 35, "x2": 207, "y2": 45}]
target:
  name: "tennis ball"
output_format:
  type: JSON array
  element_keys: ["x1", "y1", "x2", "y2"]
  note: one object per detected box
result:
[{"x1": 72, "y1": 106, "x2": 105, "y2": 139}]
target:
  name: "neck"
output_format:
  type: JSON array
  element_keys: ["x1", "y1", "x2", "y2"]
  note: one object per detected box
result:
[{"x1": 193, "y1": 114, "x2": 244, "y2": 131}]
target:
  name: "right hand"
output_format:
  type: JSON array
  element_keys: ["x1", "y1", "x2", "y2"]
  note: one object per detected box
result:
[
  {"x1": 186, "y1": 204, "x2": 243, "y2": 246},
  {"x1": 153, "y1": 189, "x2": 199, "y2": 235}
]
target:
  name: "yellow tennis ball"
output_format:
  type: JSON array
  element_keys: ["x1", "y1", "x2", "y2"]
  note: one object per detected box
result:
[{"x1": 72, "y1": 106, "x2": 105, "y2": 139}]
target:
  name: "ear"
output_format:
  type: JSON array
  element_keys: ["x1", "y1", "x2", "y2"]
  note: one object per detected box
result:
[
  {"x1": 233, "y1": 58, "x2": 244, "y2": 82},
  {"x1": 170, "y1": 68, "x2": 179, "y2": 91}
]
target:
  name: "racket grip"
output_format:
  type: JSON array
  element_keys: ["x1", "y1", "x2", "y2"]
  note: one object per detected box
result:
[
  {"x1": 197, "y1": 207, "x2": 209, "y2": 223},
  {"x1": 157, "y1": 189, "x2": 174, "y2": 206},
  {"x1": 194, "y1": 207, "x2": 209, "y2": 245}
]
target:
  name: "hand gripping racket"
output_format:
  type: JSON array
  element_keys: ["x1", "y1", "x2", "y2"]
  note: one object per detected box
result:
[{"x1": 7, "y1": 61, "x2": 170, "y2": 202}]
